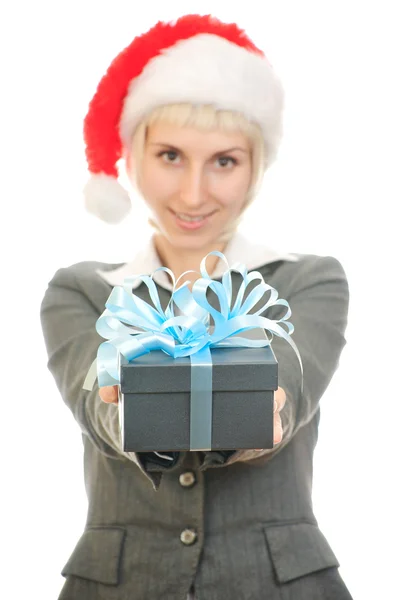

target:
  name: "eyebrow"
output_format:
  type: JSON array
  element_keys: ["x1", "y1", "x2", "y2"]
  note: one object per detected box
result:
[{"x1": 149, "y1": 143, "x2": 249, "y2": 156}]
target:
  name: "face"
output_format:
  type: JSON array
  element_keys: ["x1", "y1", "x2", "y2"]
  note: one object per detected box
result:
[{"x1": 127, "y1": 121, "x2": 252, "y2": 253}]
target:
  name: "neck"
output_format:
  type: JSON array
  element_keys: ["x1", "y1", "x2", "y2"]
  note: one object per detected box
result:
[{"x1": 153, "y1": 234, "x2": 229, "y2": 287}]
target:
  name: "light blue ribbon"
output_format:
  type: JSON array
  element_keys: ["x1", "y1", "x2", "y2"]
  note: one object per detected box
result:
[
  {"x1": 189, "y1": 347, "x2": 213, "y2": 450},
  {"x1": 83, "y1": 251, "x2": 303, "y2": 450}
]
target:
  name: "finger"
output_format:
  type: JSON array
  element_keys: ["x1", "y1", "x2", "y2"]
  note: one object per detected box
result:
[
  {"x1": 99, "y1": 385, "x2": 119, "y2": 404},
  {"x1": 274, "y1": 412, "x2": 283, "y2": 445},
  {"x1": 274, "y1": 386, "x2": 287, "y2": 412}
]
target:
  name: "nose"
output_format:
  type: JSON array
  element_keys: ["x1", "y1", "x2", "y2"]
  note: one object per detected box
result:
[{"x1": 179, "y1": 166, "x2": 207, "y2": 209}]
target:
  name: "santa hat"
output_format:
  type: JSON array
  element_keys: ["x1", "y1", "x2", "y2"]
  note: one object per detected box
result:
[{"x1": 83, "y1": 13, "x2": 285, "y2": 224}]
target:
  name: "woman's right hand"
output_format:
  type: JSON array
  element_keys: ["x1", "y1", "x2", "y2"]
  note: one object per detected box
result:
[{"x1": 99, "y1": 385, "x2": 119, "y2": 404}]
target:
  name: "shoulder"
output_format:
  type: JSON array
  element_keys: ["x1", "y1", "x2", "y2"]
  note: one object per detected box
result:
[
  {"x1": 41, "y1": 260, "x2": 125, "y2": 313},
  {"x1": 41, "y1": 260, "x2": 127, "y2": 317},
  {"x1": 256, "y1": 252, "x2": 349, "y2": 292},
  {"x1": 45, "y1": 260, "x2": 125, "y2": 290},
  {"x1": 294, "y1": 253, "x2": 348, "y2": 281}
]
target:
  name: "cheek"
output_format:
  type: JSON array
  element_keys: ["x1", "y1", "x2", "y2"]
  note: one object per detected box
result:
[
  {"x1": 140, "y1": 161, "x2": 174, "y2": 204},
  {"x1": 211, "y1": 169, "x2": 251, "y2": 209}
]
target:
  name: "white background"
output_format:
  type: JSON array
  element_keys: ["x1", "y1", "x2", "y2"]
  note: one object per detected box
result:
[{"x1": 2, "y1": 1, "x2": 397, "y2": 598}]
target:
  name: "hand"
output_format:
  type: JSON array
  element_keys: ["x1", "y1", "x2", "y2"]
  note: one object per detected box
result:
[
  {"x1": 255, "y1": 386, "x2": 286, "y2": 451},
  {"x1": 99, "y1": 384, "x2": 119, "y2": 404}
]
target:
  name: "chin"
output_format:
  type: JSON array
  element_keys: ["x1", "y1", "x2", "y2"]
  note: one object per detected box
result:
[{"x1": 168, "y1": 230, "x2": 222, "y2": 252}]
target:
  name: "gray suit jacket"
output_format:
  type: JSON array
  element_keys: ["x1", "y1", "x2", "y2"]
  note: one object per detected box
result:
[{"x1": 40, "y1": 253, "x2": 354, "y2": 600}]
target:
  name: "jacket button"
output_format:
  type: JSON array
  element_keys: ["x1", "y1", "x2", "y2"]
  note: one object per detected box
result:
[
  {"x1": 180, "y1": 528, "x2": 197, "y2": 546},
  {"x1": 179, "y1": 471, "x2": 196, "y2": 488}
]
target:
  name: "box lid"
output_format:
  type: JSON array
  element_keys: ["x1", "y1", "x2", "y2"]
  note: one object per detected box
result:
[{"x1": 120, "y1": 342, "x2": 278, "y2": 393}]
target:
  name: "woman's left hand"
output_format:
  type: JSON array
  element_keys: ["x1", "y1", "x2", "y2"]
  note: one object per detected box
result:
[{"x1": 256, "y1": 386, "x2": 286, "y2": 451}]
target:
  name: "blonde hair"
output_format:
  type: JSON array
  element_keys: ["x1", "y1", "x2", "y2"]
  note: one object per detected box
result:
[{"x1": 127, "y1": 103, "x2": 268, "y2": 242}]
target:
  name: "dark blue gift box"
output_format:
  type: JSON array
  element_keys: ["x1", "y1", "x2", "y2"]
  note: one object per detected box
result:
[{"x1": 118, "y1": 340, "x2": 278, "y2": 452}]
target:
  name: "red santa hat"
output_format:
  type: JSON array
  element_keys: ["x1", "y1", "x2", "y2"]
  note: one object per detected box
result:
[{"x1": 83, "y1": 13, "x2": 285, "y2": 223}]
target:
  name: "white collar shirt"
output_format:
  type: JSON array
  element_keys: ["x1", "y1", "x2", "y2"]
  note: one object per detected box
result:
[{"x1": 95, "y1": 231, "x2": 299, "y2": 288}]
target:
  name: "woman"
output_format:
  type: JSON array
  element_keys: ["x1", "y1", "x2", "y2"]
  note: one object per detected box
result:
[{"x1": 40, "y1": 14, "x2": 353, "y2": 600}]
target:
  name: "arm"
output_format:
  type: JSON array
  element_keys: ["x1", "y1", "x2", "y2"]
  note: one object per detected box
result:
[
  {"x1": 40, "y1": 264, "x2": 185, "y2": 489},
  {"x1": 200, "y1": 254, "x2": 350, "y2": 468}
]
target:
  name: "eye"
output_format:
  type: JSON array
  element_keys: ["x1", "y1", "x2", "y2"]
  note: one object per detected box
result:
[
  {"x1": 217, "y1": 156, "x2": 238, "y2": 168},
  {"x1": 158, "y1": 150, "x2": 179, "y2": 163}
]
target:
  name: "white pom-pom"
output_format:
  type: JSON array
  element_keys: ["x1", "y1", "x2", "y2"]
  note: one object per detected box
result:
[{"x1": 83, "y1": 173, "x2": 131, "y2": 224}]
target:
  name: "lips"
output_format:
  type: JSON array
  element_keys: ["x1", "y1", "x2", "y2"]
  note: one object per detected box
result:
[
  {"x1": 176, "y1": 213, "x2": 206, "y2": 223},
  {"x1": 171, "y1": 209, "x2": 216, "y2": 221},
  {"x1": 169, "y1": 208, "x2": 217, "y2": 231}
]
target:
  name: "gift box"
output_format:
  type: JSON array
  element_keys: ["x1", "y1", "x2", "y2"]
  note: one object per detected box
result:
[
  {"x1": 83, "y1": 250, "x2": 303, "y2": 454},
  {"x1": 118, "y1": 330, "x2": 277, "y2": 452}
]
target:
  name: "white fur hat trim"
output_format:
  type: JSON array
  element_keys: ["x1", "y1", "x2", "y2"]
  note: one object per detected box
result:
[{"x1": 83, "y1": 173, "x2": 131, "y2": 224}]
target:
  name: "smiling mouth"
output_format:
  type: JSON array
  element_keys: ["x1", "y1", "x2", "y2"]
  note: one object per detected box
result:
[{"x1": 171, "y1": 209, "x2": 216, "y2": 222}]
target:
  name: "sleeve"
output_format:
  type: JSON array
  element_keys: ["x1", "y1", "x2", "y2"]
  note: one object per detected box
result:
[
  {"x1": 40, "y1": 266, "x2": 186, "y2": 490},
  {"x1": 198, "y1": 255, "x2": 350, "y2": 469}
]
